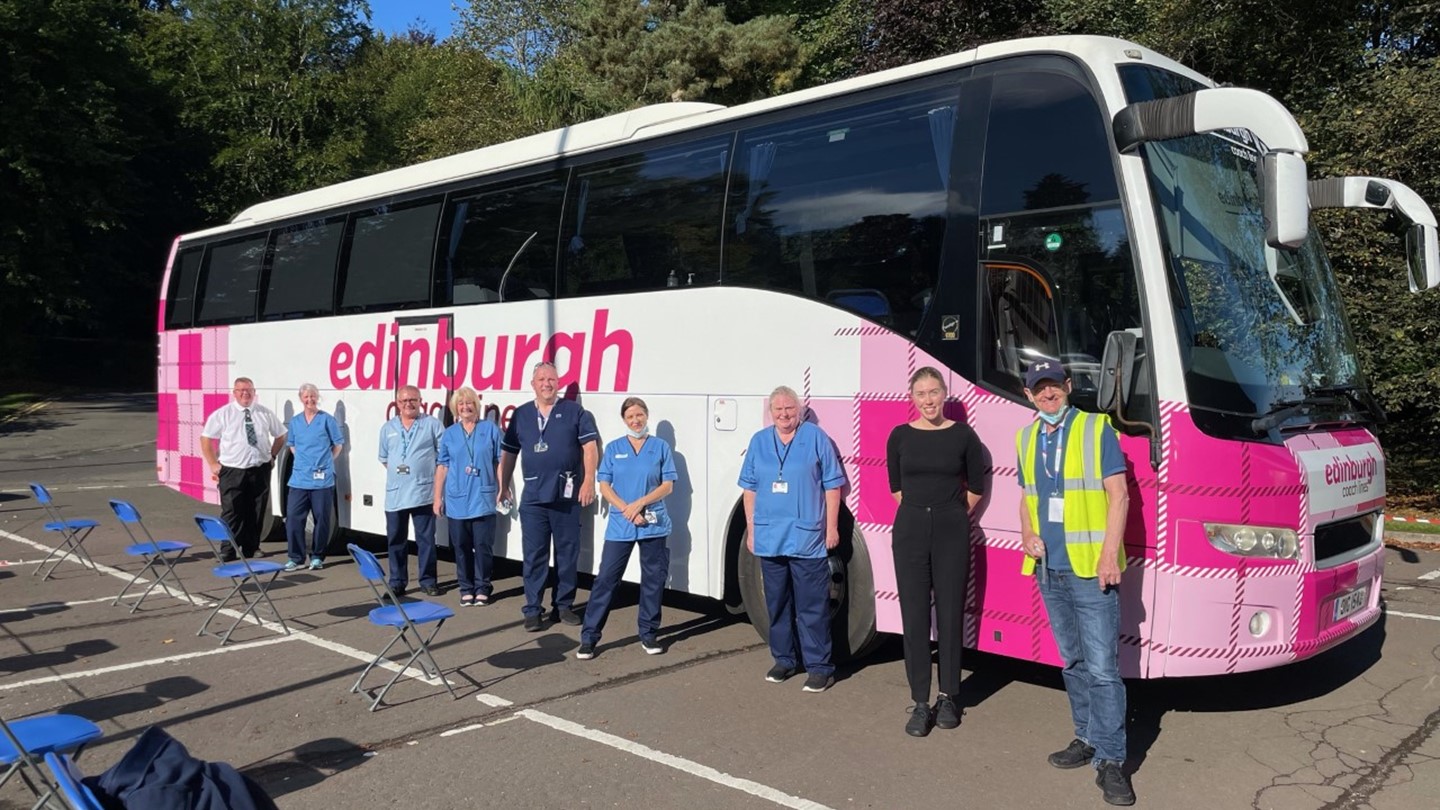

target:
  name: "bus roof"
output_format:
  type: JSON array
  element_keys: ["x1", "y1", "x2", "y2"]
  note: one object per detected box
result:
[{"x1": 185, "y1": 35, "x2": 1205, "y2": 242}]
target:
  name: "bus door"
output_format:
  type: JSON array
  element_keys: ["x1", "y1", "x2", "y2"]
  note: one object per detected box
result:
[{"x1": 393, "y1": 313, "x2": 456, "y2": 546}]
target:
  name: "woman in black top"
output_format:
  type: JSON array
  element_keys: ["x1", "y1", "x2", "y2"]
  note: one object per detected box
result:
[{"x1": 886, "y1": 366, "x2": 987, "y2": 738}]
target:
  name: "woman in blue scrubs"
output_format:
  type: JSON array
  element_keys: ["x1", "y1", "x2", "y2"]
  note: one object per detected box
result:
[
  {"x1": 284, "y1": 383, "x2": 344, "y2": 571},
  {"x1": 435, "y1": 387, "x2": 504, "y2": 606},
  {"x1": 576, "y1": 397, "x2": 676, "y2": 659}
]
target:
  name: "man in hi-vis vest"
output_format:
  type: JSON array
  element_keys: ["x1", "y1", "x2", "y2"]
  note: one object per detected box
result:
[{"x1": 1017, "y1": 360, "x2": 1136, "y2": 807}]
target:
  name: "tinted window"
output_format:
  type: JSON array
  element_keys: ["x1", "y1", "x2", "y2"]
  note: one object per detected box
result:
[
  {"x1": 195, "y1": 234, "x2": 266, "y2": 325},
  {"x1": 262, "y1": 217, "x2": 342, "y2": 319},
  {"x1": 165, "y1": 246, "x2": 204, "y2": 329},
  {"x1": 725, "y1": 87, "x2": 959, "y2": 335},
  {"x1": 435, "y1": 174, "x2": 565, "y2": 305},
  {"x1": 562, "y1": 138, "x2": 729, "y2": 296},
  {"x1": 339, "y1": 198, "x2": 441, "y2": 312}
]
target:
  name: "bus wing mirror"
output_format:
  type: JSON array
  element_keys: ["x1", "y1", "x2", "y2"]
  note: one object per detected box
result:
[
  {"x1": 1310, "y1": 176, "x2": 1440, "y2": 292},
  {"x1": 1114, "y1": 87, "x2": 1309, "y2": 249},
  {"x1": 1098, "y1": 330, "x2": 1139, "y2": 414}
]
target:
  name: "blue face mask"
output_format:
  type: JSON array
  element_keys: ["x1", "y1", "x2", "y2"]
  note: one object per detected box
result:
[
  {"x1": 626, "y1": 426, "x2": 649, "y2": 439},
  {"x1": 1038, "y1": 405, "x2": 1070, "y2": 426}
]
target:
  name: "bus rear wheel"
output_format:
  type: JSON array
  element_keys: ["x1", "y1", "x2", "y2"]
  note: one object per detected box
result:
[{"x1": 737, "y1": 519, "x2": 878, "y2": 662}]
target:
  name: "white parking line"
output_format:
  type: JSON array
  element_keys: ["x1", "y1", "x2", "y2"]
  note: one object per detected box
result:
[
  {"x1": 1387, "y1": 610, "x2": 1440, "y2": 622},
  {"x1": 0, "y1": 636, "x2": 300, "y2": 691},
  {"x1": 0, "y1": 482, "x2": 163, "y2": 495},
  {"x1": 0, "y1": 528, "x2": 449, "y2": 688},
  {"x1": 1418, "y1": 569, "x2": 1440, "y2": 582},
  {"x1": 476, "y1": 693, "x2": 514, "y2": 707},
  {"x1": 517, "y1": 709, "x2": 836, "y2": 810},
  {"x1": 0, "y1": 595, "x2": 127, "y2": 614}
]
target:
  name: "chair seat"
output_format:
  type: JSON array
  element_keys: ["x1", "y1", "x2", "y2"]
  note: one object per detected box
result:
[
  {"x1": 124, "y1": 541, "x2": 190, "y2": 555},
  {"x1": 211, "y1": 560, "x2": 284, "y2": 578},
  {"x1": 42, "y1": 519, "x2": 99, "y2": 531},
  {"x1": 369, "y1": 601, "x2": 455, "y2": 627},
  {"x1": 0, "y1": 715, "x2": 103, "y2": 764}
]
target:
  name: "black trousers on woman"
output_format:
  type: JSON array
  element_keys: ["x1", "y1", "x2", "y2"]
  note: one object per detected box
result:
[{"x1": 892, "y1": 501, "x2": 971, "y2": 703}]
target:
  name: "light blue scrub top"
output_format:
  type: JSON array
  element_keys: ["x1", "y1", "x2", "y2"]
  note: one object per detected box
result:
[
  {"x1": 738, "y1": 421, "x2": 847, "y2": 559},
  {"x1": 378, "y1": 414, "x2": 444, "y2": 511},
  {"x1": 1016, "y1": 408, "x2": 1126, "y2": 572},
  {"x1": 286, "y1": 411, "x2": 343, "y2": 490},
  {"x1": 437, "y1": 420, "x2": 503, "y2": 519},
  {"x1": 597, "y1": 435, "x2": 677, "y2": 541}
]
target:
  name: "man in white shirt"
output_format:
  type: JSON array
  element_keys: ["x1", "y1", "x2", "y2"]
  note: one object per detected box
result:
[{"x1": 200, "y1": 377, "x2": 287, "y2": 561}]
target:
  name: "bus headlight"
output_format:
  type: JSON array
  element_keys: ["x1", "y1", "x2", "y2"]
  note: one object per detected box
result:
[{"x1": 1205, "y1": 523, "x2": 1301, "y2": 559}]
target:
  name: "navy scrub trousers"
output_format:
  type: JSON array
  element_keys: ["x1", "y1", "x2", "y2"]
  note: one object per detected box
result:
[
  {"x1": 519, "y1": 501, "x2": 581, "y2": 617},
  {"x1": 760, "y1": 555, "x2": 835, "y2": 676}
]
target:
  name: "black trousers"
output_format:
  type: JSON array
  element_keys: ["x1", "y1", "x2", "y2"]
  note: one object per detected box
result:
[
  {"x1": 218, "y1": 463, "x2": 271, "y2": 555},
  {"x1": 892, "y1": 501, "x2": 970, "y2": 703}
]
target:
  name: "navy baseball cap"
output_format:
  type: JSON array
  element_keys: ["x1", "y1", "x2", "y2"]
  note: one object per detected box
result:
[{"x1": 1024, "y1": 359, "x2": 1068, "y2": 389}]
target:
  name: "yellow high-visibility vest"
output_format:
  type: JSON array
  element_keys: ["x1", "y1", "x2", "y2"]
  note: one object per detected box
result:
[{"x1": 1016, "y1": 410, "x2": 1124, "y2": 579}]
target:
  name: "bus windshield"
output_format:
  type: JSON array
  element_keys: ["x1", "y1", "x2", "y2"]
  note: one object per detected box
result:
[{"x1": 1141, "y1": 129, "x2": 1368, "y2": 435}]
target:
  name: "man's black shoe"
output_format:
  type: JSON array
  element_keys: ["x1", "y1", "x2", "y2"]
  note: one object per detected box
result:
[
  {"x1": 1048, "y1": 738, "x2": 1096, "y2": 769},
  {"x1": 933, "y1": 694, "x2": 961, "y2": 729},
  {"x1": 1096, "y1": 760, "x2": 1136, "y2": 806},
  {"x1": 421, "y1": 585, "x2": 442, "y2": 597},
  {"x1": 555, "y1": 607, "x2": 582, "y2": 626},
  {"x1": 905, "y1": 702, "x2": 933, "y2": 737},
  {"x1": 219, "y1": 544, "x2": 237, "y2": 563},
  {"x1": 524, "y1": 613, "x2": 544, "y2": 632},
  {"x1": 383, "y1": 588, "x2": 406, "y2": 603}
]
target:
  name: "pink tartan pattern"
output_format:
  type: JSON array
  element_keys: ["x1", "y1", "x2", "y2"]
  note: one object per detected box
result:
[{"x1": 157, "y1": 326, "x2": 231, "y2": 505}]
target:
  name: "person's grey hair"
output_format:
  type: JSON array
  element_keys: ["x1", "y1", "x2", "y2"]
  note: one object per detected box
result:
[
  {"x1": 450, "y1": 386, "x2": 480, "y2": 418},
  {"x1": 297, "y1": 383, "x2": 320, "y2": 399},
  {"x1": 768, "y1": 386, "x2": 800, "y2": 406},
  {"x1": 397, "y1": 384, "x2": 421, "y2": 397},
  {"x1": 531, "y1": 361, "x2": 558, "y2": 378}
]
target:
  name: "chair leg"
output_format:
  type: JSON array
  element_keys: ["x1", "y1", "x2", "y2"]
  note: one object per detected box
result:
[
  {"x1": 113, "y1": 556, "x2": 160, "y2": 610},
  {"x1": 197, "y1": 578, "x2": 246, "y2": 640},
  {"x1": 215, "y1": 573, "x2": 288, "y2": 644},
  {"x1": 351, "y1": 630, "x2": 407, "y2": 696},
  {"x1": 35, "y1": 527, "x2": 97, "y2": 580},
  {"x1": 361, "y1": 622, "x2": 458, "y2": 710}
]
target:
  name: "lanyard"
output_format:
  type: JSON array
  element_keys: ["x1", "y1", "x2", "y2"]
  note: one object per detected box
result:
[
  {"x1": 536, "y1": 406, "x2": 554, "y2": 443},
  {"x1": 462, "y1": 424, "x2": 477, "y2": 466},
  {"x1": 772, "y1": 427, "x2": 796, "y2": 480},
  {"x1": 1039, "y1": 422, "x2": 1065, "y2": 488},
  {"x1": 398, "y1": 419, "x2": 419, "y2": 461}
]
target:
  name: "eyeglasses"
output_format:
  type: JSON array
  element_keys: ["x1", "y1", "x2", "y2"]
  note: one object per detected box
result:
[{"x1": 398, "y1": 398, "x2": 420, "y2": 403}]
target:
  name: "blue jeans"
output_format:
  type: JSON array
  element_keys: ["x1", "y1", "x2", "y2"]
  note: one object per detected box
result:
[
  {"x1": 385, "y1": 506, "x2": 437, "y2": 591},
  {"x1": 760, "y1": 555, "x2": 834, "y2": 677},
  {"x1": 581, "y1": 537, "x2": 669, "y2": 646},
  {"x1": 449, "y1": 515, "x2": 496, "y2": 598},
  {"x1": 518, "y1": 501, "x2": 580, "y2": 617},
  {"x1": 285, "y1": 486, "x2": 333, "y2": 563},
  {"x1": 1038, "y1": 568, "x2": 1127, "y2": 764}
]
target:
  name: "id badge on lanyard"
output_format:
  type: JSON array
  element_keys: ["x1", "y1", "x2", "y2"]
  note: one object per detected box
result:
[{"x1": 1042, "y1": 425, "x2": 1064, "y2": 523}]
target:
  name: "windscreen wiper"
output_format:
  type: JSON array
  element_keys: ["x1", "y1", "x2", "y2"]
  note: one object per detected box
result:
[
  {"x1": 1308, "y1": 383, "x2": 1386, "y2": 425},
  {"x1": 1250, "y1": 399, "x2": 1312, "y2": 435}
]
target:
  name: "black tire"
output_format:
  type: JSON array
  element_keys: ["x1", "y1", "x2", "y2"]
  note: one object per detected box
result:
[{"x1": 736, "y1": 514, "x2": 879, "y2": 662}]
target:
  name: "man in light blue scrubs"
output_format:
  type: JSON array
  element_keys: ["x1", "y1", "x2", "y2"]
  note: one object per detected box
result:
[
  {"x1": 378, "y1": 385, "x2": 445, "y2": 597},
  {"x1": 739, "y1": 385, "x2": 847, "y2": 693}
]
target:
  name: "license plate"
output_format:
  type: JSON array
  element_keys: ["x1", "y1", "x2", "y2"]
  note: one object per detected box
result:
[{"x1": 1332, "y1": 585, "x2": 1368, "y2": 622}]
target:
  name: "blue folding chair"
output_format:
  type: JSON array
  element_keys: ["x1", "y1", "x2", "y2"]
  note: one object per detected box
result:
[
  {"x1": 108, "y1": 500, "x2": 192, "y2": 613},
  {"x1": 27, "y1": 483, "x2": 101, "y2": 580},
  {"x1": 193, "y1": 514, "x2": 290, "y2": 644},
  {"x1": 0, "y1": 713, "x2": 103, "y2": 808},
  {"x1": 347, "y1": 543, "x2": 460, "y2": 710},
  {"x1": 42, "y1": 752, "x2": 104, "y2": 810}
]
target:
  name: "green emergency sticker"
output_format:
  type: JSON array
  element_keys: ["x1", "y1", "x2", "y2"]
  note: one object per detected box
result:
[{"x1": 1044, "y1": 233, "x2": 1063, "y2": 252}]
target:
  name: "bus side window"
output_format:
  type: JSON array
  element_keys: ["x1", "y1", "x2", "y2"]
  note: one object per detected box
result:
[
  {"x1": 165, "y1": 246, "x2": 205, "y2": 329},
  {"x1": 260, "y1": 217, "x2": 343, "y2": 320},
  {"x1": 337, "y1": 197, "x2": 442, "y2": 313},
  {"x1": 561, "y1": 138, "x2": 729, "y2": 298},
  {"x1": 194, "y1": 233, "x2": 267, "y2": 326},
  {"x1": 436, "y1": 173, "x2": 565, "y2": 305}
]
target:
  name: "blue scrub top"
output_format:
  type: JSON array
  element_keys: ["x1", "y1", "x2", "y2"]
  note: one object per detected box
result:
[
  {"x1": 378, "y1": 414, "x2": 444, "y2": 511},
  {"x1": 286, "y1": 411, "x2": 343, "y2": 490},
  {"x1": 597, "y1": 435, "x2": 677, "y2": 541},
  {"x1": 1016, "y1": 408, "x2": 1125, "y2": 572},
  {"x1": 501, "y1": 400, "x2": 598, "y2": 504},
  {"x1": 437, "y1": 420, "x2": 503, "y2": 519},
  {"x1": 738, "y1": 421, "x2": 847, "y2": 559}
]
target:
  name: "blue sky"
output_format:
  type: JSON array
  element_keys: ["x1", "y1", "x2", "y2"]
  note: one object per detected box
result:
[{"x1": 367, "y1": 0, "x2": 461, "y2": 38}]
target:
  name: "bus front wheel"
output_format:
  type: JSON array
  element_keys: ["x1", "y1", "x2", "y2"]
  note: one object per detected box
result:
[{"x1": 737, "y1": 517, "x2": 878, "y2": 662}]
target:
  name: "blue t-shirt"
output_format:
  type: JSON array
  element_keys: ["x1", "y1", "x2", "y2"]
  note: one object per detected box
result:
[
  {"x1": 286, "y1": 411, "x2": 343, "y2": 490},
  {"x1": 597, "y1": 435, "x2": 677, "y2": 541},
  {"x1": 437, "y1": 420, "x2": 504, "y2": 519},
  {"x1": 501, "y1": 399, "x2": 599, "y2": 504},
  {"x1": 378, "y1": 414, "x2": 444, "y2": 511},
  {"x1": 737, "y1": 421, "x2": 847, "y2": 559},
  {"x1": 1017, "y1": 409, "x2": 1126, "y2": 572}
]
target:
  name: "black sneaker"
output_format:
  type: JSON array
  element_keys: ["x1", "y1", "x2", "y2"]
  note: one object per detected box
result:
[
  {"x1": 219, "y1": 544, "x2": 238, "y2": 563},
  {"x1": 555, "y1": 607, "x2": 582, "y2": 626},
  {"x1": 383, "y1": 588, "x2": 406, "y2": 603},
  {"x1": 933, "y1": 694, "x2": 961, "y2": 729},
  {"x1": 1048, "y1": 738, "x2": 1096, "y2": 769},
  {"x1": 905, "y1": 702, "x2": 934, "y2": 737},
  {"x1": 1096, "y1": 761, "x2": 1136, "y2": 806},
  {"x1": 640, "y1": 635, "x2": 664, "y2": 655},
  {"x1": 801, "y1": 672, "x2": 834, "y2": 693},
  {"x1": 575, "y1": 643, "x2": 596, "y2": 660},
  {"x1": 764, "y1": 664, "x2": 797, "y2": 683},
  {"x1": 421, "y1": 585, "x2": 443, "y2": 597},
  {"x1": 524, "y1": 613, "x2": 544, "y2": 632}
]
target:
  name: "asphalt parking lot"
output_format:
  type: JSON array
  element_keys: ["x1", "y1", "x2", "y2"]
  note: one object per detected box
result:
[{"x1": 2, "y1": 395, "x2": 1438, "y2": 810}]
